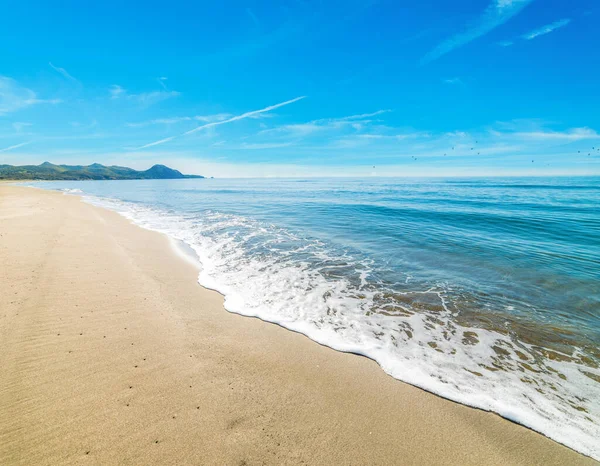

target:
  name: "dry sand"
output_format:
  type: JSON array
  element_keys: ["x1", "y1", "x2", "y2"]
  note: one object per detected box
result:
[{"x1": 0, "y1": 184, "x2": 596, "y2": 465}]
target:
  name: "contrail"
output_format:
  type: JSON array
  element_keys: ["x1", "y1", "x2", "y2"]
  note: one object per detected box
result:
[
  {"x1": 0, "y1": 141, "x2": 31, "y2": 153},
  {"x1": 135, "y1": 96, "x2": 306, "y2": 150}
]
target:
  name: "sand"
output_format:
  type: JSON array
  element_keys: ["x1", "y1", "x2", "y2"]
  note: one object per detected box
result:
[{"x1": 0, "y1": 184, "x2": 596, "y2": 465}]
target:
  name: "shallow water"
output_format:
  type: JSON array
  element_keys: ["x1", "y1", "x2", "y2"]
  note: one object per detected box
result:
[{"x1": 32, "y1": 177, "x2": 600, "y2": 459}]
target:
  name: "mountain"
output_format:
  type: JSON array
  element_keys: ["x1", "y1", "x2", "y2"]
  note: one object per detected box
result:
[{"x1": 0, "y1": 162, "x2": 204, "y2": 181}]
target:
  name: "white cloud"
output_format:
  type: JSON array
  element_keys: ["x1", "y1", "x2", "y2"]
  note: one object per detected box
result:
[
  {"x1": 328, "y1": 131, "x2": 430, "y2": 149},
  {"x1": 246, "y1": 8, "x2": 260, "y2": 27},
  {"x1": 357, "y1": 134, "x2": 385, "y2": 139},
  {"x1": 513, "y1": 127, "x2": 600, "y2": 141},
  {"x1": 260, "y1": 109, "x2": 391, "y2": 138},
  {"x1": 157, "y1": 77, "x2": 168, "y2": 90},
  {"x1": 261, "y1": 122, "x2": 322, "y2": 137},
  {"x1": 133, "y1": 90, "x2": 181, "y2": 106},
  {"x1": 109, "y1": 84, "x2": 180, "y2": 106},
  {"x1": 194, "y1": 113, "x2": 232, "y2": 122},
  {"x1": 126, "y1": 117, "x2": 189, "y2": 128},
  {"x1": 49, "y1": 62, "x2": 79, "y2": 82},
  {"x1": 443, "y1": 77, "x2": 464, "y2": 85},
  {"x1": 337, "y1": 110, "x2": 391, "y2": 120},
  {"x1": 444, "y1": 130, "x2": 471, "y2": 139},
  {"x1": 496, "y1": 0, "x2": 512, "y2": 7},
  {"x1": 109, "y1": 85, "x2": 126, "y2": 99},
  {"x1": 0, "y1": 76, "x2": 62, "y2": 115},
  {"x1": 236, "y1": 142, "x2": 294, "y2": 150},
  {"x1": 421, "y1": 0, "x2": 532, "y2": 64},
  {"x1": 70, "y1": 119, "x2": 97, "y2": 129},
  {"x1": 126, "y1": 113, "x2": 233, "y2": 128},
  {"x1": 523, "y1": 18, "x2": 571, "y2": 40},
  {"x1": 497, "y1": 18, "x2": 571, "y2": 48},
  {"x1": 13, "y1": 122, "x2": 33, "y2": 133}
]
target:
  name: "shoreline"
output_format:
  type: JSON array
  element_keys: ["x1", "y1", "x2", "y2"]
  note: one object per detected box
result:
[{"x1": 1, "y1": 184, "x2": 596, "y2": 465}]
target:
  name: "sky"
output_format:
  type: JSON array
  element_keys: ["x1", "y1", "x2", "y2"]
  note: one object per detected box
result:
[{"x1": 1, "y1": 0, "x2": 599, "y2": 177}]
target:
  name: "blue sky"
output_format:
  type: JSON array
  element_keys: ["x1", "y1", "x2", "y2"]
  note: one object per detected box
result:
[{"x1": 1, "y1": 0, "x2": 599, "y2": 177}]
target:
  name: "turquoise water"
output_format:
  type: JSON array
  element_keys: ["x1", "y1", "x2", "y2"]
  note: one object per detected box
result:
[{"x1": 34, "y1": 177, "x2": 600, "y2": 459}]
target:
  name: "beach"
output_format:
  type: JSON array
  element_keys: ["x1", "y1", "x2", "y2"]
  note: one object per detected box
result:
[{"x1": 0, "y1": 184, "x2": 596, "y2": 465}]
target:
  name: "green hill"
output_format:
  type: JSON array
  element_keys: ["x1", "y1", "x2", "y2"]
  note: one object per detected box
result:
[{"x1": 0, "y1": 162, "x2": 204, "y2": 181}]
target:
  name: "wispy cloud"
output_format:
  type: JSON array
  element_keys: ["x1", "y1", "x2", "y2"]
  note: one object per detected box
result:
[
  {"x1": 511, "y1": 127, "x2": 600, "y2": 141},
  {"x1": 359, "y1": 132, "x2": 429, "y2": 140},
  {"x1": 246, "y1": 8, "x2": 260, "y2": 28},
  {"x1": 109, "y1": 84, "x2": 180, "y2": 106},
  {"x1": 235, "y1": 142, "x2": 294, "y2": 150},
  {"x1": 135, "y1": 90, "x2": 181, "y2": 106},
  {"x1": 157, "y1": 77, "x2": 168, "y2": 90},
  {"x1": 70, "y1": 120, "x2": 97, "y2": 129},
  {"x1": 13, "y1": 122, "x2": 33, "y2": 133},
  {"x1": 261, "y1": 122, "x2": 322, "y2": 137},
  {"x1": 329, "y1": 131, "x2": 428, "y2": 149},
  {"x1": 49, "y1": 62, "x2": 79, "y2": 82},
  {"x1": 498, "y1": 18, "x2": 572, "y2": 48},
  {"x1": 260, "y1": 109, "x2": 391, "y2": 138},
  {"x1": 135, "y1": 96, "x2": 306, "y2": 149},
  {"x1": 336, "y1": 110, "x2": 391, "y2": 121},
  {"x1": 443, "y1": 77, "x2": 464, "y2": 86},
  {"x1": 0, "y1": 76, "x2": 62, "y2": 115},
  {"x1": 421, "y1": 0, "x2": 533, "y2": 64},
  {"x1": 126, "y1": 113, "x2": 232, "y2": 128},
  {"x1": 126, "y1": 118, "x2": 185, "y2": 128},
  {"x1": 109, "y1": 85, "x2": 126, "y2": 99},
  {"x1": 0, "y1": 141, "x2": 31, "y2": 153},
  {"x1": 523, "y1": 18, "x2": 571, "y2": 40},
  {"x1": 243, "y1": 117, "x2": 599, "y2": 168},
  {"x1": 497, "y1": 40, "x2": 514, "y2": 46},
  {"x1": 195, "y1": 113, "x2": 233, "y2": 123}
]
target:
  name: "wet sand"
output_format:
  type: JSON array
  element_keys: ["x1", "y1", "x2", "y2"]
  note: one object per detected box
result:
[{"x1": 0, "y1": 184, "x2": 596, "y2": 465}]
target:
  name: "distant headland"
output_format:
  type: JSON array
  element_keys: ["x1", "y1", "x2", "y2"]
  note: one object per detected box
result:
[{"x1": 0, "y1": 162, "x2": 204, "y2": 181}]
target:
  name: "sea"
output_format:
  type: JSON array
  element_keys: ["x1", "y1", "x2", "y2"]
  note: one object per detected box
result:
[{"x1": 31, "y1": 177, "x2": 600, "y2": 460}]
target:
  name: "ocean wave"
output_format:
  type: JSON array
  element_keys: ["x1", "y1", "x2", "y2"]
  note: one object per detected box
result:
[
  {"x1": 60, "y1": 188, "x2": 84, "y2": 194},
  {"x1": 82, "y1": 193, "x2": 599, "y2": 460}
]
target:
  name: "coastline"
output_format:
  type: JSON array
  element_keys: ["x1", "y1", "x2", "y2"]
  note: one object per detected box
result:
[{"x1": 0, "y1": 184, "x2": 596, "y2": 465}]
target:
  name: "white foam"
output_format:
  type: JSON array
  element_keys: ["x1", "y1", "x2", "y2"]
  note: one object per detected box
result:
[
  {"x1": 82, "y1": 194, "x2": 600, "y2": 461},
  {"x1": 60, "y1": 188, "x2": 84, "y2": 194},
  {"x1": 168, "y1": 236, "x2": 202, "y2": 270}
]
